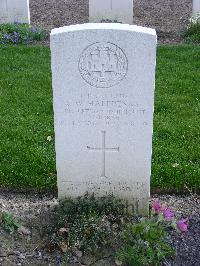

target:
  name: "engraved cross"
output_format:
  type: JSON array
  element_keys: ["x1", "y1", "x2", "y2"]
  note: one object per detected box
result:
[{"x1": 87, "y1": 131, "x2": 119, "y2": 178}]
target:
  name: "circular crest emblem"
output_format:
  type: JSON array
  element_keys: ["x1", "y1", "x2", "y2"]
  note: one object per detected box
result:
[{"x1": 78, "y1": 42, "x2": 128, "y2": 88}]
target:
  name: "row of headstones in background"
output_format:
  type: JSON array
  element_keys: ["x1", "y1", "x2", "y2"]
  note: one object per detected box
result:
[
  {"x1": 50, "y1": 23, "x2": 157, "y2": 215},
  {"x1": 90, "y1": 0, "x2": 200, "y2": 23},
  {"x1": 193, "y1": 0, "x2": 200, "y2": 16},
  {"x1": 0, "y1": 0, "x2": 30, "y2": 24},
  {"x1": 0, "y1": 0, "x2": 199, "y2": 25},
  {"x1": 0, "y1": 0, "x2": 133, "y2": 25},
  {"x1": 89, "y1": 0, "x2": 133, "y2": 24}
]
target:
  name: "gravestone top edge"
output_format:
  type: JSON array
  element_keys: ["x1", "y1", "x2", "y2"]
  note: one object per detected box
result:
[{"x1": 50, "y1": 23, "x2": 156, "y2": 37}]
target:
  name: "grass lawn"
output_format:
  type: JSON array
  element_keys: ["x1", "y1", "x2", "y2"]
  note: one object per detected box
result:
[{"x1": 0, "y1": 45, "x2": 199, "y2": 192}]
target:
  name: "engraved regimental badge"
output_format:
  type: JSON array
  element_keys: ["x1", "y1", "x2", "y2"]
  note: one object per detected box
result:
[{"x1": 79, "y1": 42, "x2": 128, "y2": 88}]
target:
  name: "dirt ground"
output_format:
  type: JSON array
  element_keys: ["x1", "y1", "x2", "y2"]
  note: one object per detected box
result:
[
  {"x1": 29, "y1": 0, "x2": 192, "y2": 43},
  {"x1": 0, "y1": 192, "x2": 199, "y2": 265}
]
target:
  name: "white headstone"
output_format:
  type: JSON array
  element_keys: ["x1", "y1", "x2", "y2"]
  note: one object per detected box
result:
[
  {"x1": 89, "y1": 0, "x2": 133, "y2": 24},
  {"x1": 51, "y1": 23, "x2": 157, "y2": 215},
  {"x1": 193, "y1": 0, "x2": 200, "y2": 16},
  {"x1": 0, "y1": 0, "x2": 30, "y2": 24}
]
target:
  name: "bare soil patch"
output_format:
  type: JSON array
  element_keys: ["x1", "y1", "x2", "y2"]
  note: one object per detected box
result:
[
  {"x1": 29, "y1": 0, "x2": 192, "y2": 44},
  {"x1": 0, "y1": 192, "x2": 199, "y2": 265}
]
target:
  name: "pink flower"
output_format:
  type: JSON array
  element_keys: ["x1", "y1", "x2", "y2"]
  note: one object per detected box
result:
[
  {"x1": 177, "y1": 218, "x2": 188, "y2": 232},
  {"x1": 152, "y1": 199, "x2": 163, "y2": 213},
  {"x1": 163, "y1": 208, "x2": 174, "y2": 220}
]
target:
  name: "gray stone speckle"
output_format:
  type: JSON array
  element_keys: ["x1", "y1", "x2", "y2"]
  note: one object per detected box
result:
[{"x1": 29, "y1": 0, "x2": 192, "y2": 44}]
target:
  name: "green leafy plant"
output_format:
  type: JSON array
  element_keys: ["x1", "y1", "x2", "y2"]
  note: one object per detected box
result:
[
  {"x1": 41, "y1": 196, "x2": 190, "y2": 264},
  {"x1": 0, "y1": 212, "x2": 21, "y2": 233},
  {"x1": 117, "y1": 218, "x2": 174, "y2": 266},
  {"x1": 117, "y1": 198, "x2": 189, "y2": 265},
  {"x1": 46, "y1": 194, "x2": 131, "y2": 255},
  {"x1": 0, "y1": 22, "x2": 46, "y2": 47},
  {"x1": 100, "y1": 19, "x2": 122, "y2": 23},
  {"x1": 182, "y1": 13, "x2": 200, "y2": 44}
]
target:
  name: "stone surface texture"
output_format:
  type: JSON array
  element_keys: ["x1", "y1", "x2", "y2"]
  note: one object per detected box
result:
[
  {"x1": 51, "y1": 23, "x2": 157, "y2": 215},
  {"x1": 0, "y1": 0, "x2": 30, "y2": 24},
  {"x1": 89, "y1": 0, "x2": 133, "y2": 24}
]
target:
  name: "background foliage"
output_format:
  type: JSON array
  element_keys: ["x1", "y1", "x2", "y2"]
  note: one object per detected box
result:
[{"x1": 0, "y1": 23, "x2": 45, "y2": 47}]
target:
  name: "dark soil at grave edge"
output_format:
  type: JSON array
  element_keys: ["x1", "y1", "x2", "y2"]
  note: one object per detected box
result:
[
  {"x1": 0, "y1": 192, "x2": 200, "y2": 266},
  {"x1": 29, "y1": 0, "x2": 192, "y2": 44}
]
